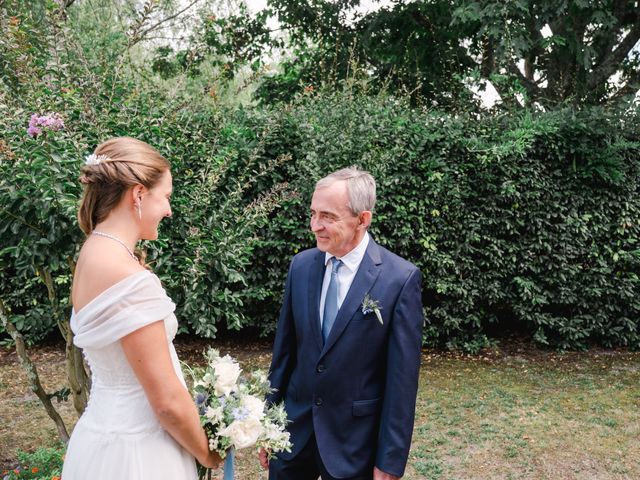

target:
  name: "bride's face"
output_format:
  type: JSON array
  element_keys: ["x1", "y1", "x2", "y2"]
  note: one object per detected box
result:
[{"x1": 140, "y1": 169, "x2": 172, "y2": 240}]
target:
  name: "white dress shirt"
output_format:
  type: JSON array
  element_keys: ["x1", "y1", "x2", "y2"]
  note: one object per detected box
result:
[{"x1": 319, "y1": 232, "x2": 370, "y2": 325}]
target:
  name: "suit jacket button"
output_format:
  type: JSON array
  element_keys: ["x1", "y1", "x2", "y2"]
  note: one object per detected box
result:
[
  {"x1": 316, "y1": 364, "x2": 325, "y2": 373},
  {"x1": 315, "y1": 397, "x2": 323, "y2": 406}
]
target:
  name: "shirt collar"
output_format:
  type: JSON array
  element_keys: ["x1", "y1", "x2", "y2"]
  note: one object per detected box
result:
[{"x1": 324, "y1": 232, "x2": 370, "y2": 272}]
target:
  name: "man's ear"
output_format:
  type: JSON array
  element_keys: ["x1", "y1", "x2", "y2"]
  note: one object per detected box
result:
[{"x1": 359, "y1": 211, "x2": 372, "y2": 229}]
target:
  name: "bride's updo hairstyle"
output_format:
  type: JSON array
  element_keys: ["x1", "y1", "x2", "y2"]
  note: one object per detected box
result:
[{"x1": 78, "y1": 137, "x2": 170, "y2": 235}]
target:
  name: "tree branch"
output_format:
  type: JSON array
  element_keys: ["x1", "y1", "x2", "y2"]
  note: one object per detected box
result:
[
  {"x1": 132, "y1": 0, "x2": 202, "y2": 46},
  {"x1": 588, "y1": 18, "x2": 640, "y2": 91},
  {"x1": 613, "y1": 0, "x2": 637, "y2": 24},
  {"x1": 507, "y1": 61, "x2": 542, "y2": 101},
  {"x1": 0, "y1": 299, "x2": 70, "y2": 444},
  {"x1": 480, "y1": 34, "x2": 495, "y2": 78},
  {"x1": 608, "y1": 68, "x2": 640, "y2": 103},
  {"x1": 590, "y1": 0, "x2": 633, "y2": 62},
  {"x1": 524, "y1": 10, "x2": 544, "y2": 82},
  {"x1": 0, "y1": 208, "x2": 46, "y2": 235},
  {"x1": 591, "y1": 28, "x2": 620, "y2": 67}
]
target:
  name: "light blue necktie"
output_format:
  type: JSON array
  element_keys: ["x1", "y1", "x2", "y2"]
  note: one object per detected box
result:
[{"x1": 322, "y1": 258, "x2": 343, "y2": 344}]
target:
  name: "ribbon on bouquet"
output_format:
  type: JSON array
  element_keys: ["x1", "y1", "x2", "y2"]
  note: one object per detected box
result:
[{"x1": 223, "y1": 448, "x2": 235, "y2": 480}]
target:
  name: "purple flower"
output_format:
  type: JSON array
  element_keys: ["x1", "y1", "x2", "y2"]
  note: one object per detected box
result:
[
  {"x1": 27, "y1": 125, "x2": 42, "y2": 137},
  {"x1": 27, "y1": 112, "x2": 64, "y2": 137},
  {"x1": 41, "y1": 113, "x2": 64, "y2": 129}
]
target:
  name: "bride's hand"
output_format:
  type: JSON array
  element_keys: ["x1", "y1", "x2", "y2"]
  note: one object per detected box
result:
[
  {"x1": 199, "y1": 449, "x2": 223, "y2": 469},
  {"x1": 258, "y1": 448, "x2": 270, "y2": 469}
]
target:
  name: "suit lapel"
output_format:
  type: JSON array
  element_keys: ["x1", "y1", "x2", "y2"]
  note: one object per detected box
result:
[
  {"x1": 308, "y1": 250, "x2": 326, "y2": 351},
  {"x1": 321, "y1": 240, "x2": 382, "y2": 355}
]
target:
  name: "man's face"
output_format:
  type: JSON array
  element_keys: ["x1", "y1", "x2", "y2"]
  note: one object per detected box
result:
[{"x1": 310, "y1": 181, "x2": 365, "y2": 257}]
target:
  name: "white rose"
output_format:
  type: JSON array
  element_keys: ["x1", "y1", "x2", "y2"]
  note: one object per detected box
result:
[
  {"x1": 212, "y1": 355, "x2": 241, "y2": 397},
  {"x1": 219, "y1": 418, "x2": 263, "y2": 450},
  {"x1": 205, "y1": 406, "x2": 224, "y2": 424},
  {"x1": 242, "y1": 395, "x2": 265, "y2": 421}
]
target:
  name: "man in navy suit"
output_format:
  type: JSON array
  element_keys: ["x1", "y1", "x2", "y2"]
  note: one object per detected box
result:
[{"x1": 259, "y1": 167, "x2": 423, "y2": 479}]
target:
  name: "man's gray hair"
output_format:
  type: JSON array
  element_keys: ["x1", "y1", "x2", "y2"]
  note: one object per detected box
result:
[{"x1": 316, "y1": 166, "x2": 376, "y2": 215}]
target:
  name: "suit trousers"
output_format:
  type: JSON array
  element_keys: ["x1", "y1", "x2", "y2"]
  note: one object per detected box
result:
[{"x1": 268, "y1": 433, "x2": 373, "y2": 480}]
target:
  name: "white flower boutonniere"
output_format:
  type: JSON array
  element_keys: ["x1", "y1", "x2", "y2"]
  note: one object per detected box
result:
[{"x1": 361, "y1": 294, "x2": 383, "y2": 325}]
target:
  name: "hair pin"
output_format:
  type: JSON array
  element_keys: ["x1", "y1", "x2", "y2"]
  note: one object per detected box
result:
[{"x1": 85, "y1": 153, "x2": 110, "y2": 166}]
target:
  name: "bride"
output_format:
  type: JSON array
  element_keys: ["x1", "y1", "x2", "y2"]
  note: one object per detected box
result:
[{"x1": 61, "y1": 137, "x2": 221, "y2": 479}]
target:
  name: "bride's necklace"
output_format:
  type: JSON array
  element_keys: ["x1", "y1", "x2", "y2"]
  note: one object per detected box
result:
[{"x1": 92, "y1": 230, "x2": 137, "y2": 261}]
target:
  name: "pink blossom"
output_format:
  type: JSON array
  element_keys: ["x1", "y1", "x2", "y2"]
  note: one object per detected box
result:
[
  {"x1": 41, "y1": 113, "x2": 65, "y2": 129},
  {"x1": 27, "y1": 125, "x2": 42, "y2": 137},
  {"x1": 27, "y1": 112, "x2": 64, "y2": 137}
]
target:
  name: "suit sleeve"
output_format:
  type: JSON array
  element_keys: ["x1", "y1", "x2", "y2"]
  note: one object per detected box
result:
[
  {"x1": 266, "y1": 258, "x2": 297, "y2": 406},
  {"x1": 375, "y1": 267, "x2": 424, "y2": 477}
]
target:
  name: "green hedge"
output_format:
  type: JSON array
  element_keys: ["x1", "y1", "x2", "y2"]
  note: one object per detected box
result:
[
  {"x1": 216, "y1": 94, "x2": 640, "y2": 351},
  {"x1": 2, "y1": 86, "x2": 639, "y2": 350}
]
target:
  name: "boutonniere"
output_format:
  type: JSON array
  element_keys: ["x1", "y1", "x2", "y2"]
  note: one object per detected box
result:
[{"x1": 361, "y1": 294, "x2": 383, "y2": 325}]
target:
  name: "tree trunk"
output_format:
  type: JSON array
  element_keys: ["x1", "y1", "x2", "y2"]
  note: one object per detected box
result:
[
  {"x1": 41, "y1": 267, "x2": 90, "y2": 415},
  {"x1": 0, "y1": 299, "x2": 70, "y2": 443},
  {"x1": 65, "y1": 325, "x2": 90, "y2": 415}
]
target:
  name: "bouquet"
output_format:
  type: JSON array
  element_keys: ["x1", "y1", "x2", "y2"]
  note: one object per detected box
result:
[{"x1": 187, "y1": 349, "x2": 292, "y2": 479}]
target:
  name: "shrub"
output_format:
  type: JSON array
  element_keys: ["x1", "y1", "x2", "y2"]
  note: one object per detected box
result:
[
  {"x1": 0, "y1": 2, "x2": 288, "y2": 343},
  {"x1": 1, "y1": 2, "x2": 638, "y2": 353},
  {"x1": 230, "y1": 93, "x2": 640, "y2": 351},
  {"x1": 1, "y1": 446, "x2": 64, "y2": 480}
]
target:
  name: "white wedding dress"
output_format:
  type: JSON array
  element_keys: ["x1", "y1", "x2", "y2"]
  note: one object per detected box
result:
[{"x1": 61, "y1": 270, "x2": 198, "y2": 479}]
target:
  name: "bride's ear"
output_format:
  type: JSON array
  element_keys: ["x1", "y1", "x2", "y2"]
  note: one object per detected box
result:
[{"x1": 130, "y1": 184, "x2": 146, "y2": 205}]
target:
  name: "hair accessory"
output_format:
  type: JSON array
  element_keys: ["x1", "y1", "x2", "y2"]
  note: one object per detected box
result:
[{"x1": 85, "y1": 153, "x2": 110, "y2": 166}]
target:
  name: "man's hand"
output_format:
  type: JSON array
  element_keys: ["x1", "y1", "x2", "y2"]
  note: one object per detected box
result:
[
  {"x1": 373, "y1": 466, "x2": 400, "y2": 480},
  {"x1": 258, "y1": 448, "x2": 270, "y2": 470}
]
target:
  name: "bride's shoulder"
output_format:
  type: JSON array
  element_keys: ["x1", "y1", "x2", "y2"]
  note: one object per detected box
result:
[{"x1": 73, "y1": 245, "x2": 148, "y2": 311}]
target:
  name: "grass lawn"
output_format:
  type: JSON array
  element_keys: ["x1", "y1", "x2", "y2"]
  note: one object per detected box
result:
[
  {"x1": 407, "y1": 347, "x2": 640, "y2": 479},
  {"x1": 1, "y1": 340, "x2": 639, "y2": 479}
]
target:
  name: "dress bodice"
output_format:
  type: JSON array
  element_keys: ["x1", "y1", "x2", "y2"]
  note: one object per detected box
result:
[{"x1": 70, "y1": 270, "x2": 186, "y2": 435}]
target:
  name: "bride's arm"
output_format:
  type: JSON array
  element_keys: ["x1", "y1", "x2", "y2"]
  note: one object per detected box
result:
[{"x1": 121, "y1": 321, "x2": 221, "y2": 469}]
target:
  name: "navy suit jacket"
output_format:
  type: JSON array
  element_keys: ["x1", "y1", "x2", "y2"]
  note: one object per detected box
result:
[{"x1": 267, "y1": 238, "x2": 423, "y2": 478}]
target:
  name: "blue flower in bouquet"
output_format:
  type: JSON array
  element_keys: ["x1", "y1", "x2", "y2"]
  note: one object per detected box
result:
[
  {"x1": 232, "y1": 407, "x2": 249, "y2": 421},
  {"x1": 195, "y1": 392, "x2": 208, "y2": 415}
]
